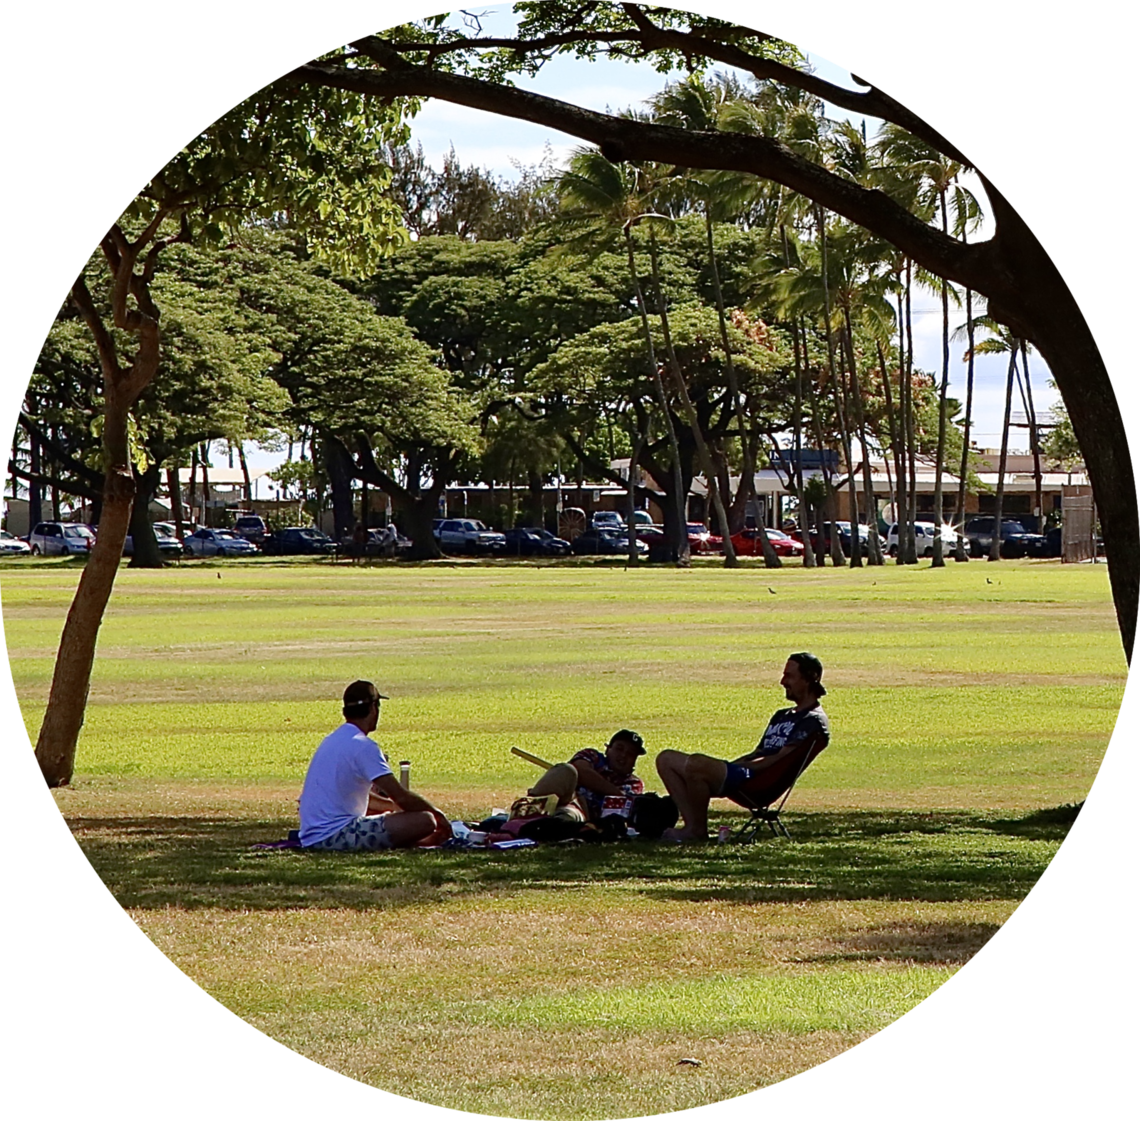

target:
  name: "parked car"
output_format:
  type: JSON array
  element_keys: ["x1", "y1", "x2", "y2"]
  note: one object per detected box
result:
[
  {"x1": 686, "y1": 522, "x2": 724, "y2": 555},
  {"x1": 260, "y1": 527, "x2": 337, "y2": 556},
  {"x1": 965, "y1": 516, "x2": 1047, "y2": 559},
  {"x1": 119, "y1": 527, "x2": 184, "y2": 560},
  {"x1": 183, "y1": 527, "x2": 260, "y2": 557},
  {"x1": 571, "y1": 528, "x2": 648, "y2": 556},
  {"x1": 28, "y1": 522, "x2": 95, "y2": 556},
  {"x1": 885, "y1": 522, "x2": 960, "y2": 558},
  {"x1": 502, "y1": 527, "x2": 572, "y2": 556},
  {"x1": 730, "y1": 527, "x2": 806, "y2": 558},
  {"x1": 0, "y1": 529, "x2": 32, "y2": 556},
  {"x1": 795, "y1": 521, "x2": 883, "y2": 558},
  {"x1": 232, "y1": 514, "x2": 268, "y2": 545},
  {"x1": 530, "y1": 528, "x2": 572, "y2": 556},
  {"x1": 590, "y1": 510, "x2": 625, "y2": 531},
  {"x1": 435, "y1": 518, "x2": 507, "y2": 555}
]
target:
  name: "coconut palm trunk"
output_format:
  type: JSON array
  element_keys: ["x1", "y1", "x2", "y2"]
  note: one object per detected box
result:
[
  {"x1": 842, "y1": 312, "x2": 884, "y2": 564},
  {"x1": 645, "y1": 230, "x2": 738, "y2": 567},
  {"x1": 816, "y1": 210, "x2": 847, "y2": 568},
  {"x1": 954, "y1": 288, "x2": 976, "y2": 561},
  {"x1": 990, "y1": 347, "x2": 1019, "y2": 561},
  {"x1": 903, "y1": 262, "x2": 920, "y2": 564},
  {"x1": 1020, "y1": 340, "x2": 1044, "y2": 530},
  {"x1": 623, "y1": 225, "x2": 690, "y2": 565},
  {"x1": 791, "y1": 315, "x2": 816, "y2": 567},
  {"x1": 705, "y1": 209, "x2": 779, "y2": 566}
]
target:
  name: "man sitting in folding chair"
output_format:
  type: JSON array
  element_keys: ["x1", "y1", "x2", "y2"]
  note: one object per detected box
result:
[{"x1": 656, "y1": 653, "x2": 830, "y2": 843}]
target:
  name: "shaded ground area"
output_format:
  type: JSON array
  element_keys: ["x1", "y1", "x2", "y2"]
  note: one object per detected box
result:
[{"x1": 67, "y1": 803, "x2": 1072, "y2": 912}]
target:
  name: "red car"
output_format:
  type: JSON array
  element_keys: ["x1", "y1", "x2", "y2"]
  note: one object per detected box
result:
[
  {"x1": 687, "y1": 522, "x2": 724, "y2": 554},
  {"x1": 730, "y1": 527, "x2": 806, "y2": 558}
]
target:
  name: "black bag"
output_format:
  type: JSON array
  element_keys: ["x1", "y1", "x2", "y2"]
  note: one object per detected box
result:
[{"x1": 630, "y1": 793, "x2": 678, "y2": 839}]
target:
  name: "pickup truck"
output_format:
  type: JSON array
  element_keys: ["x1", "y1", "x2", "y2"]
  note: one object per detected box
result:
[{"x1": 433, "y1": 518, "x2": 507, "y2": 555}]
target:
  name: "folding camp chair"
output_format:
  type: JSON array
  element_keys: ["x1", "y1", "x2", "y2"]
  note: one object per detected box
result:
[{"x1": 726, "y1": 733, "x2": 828, "y2": 842}]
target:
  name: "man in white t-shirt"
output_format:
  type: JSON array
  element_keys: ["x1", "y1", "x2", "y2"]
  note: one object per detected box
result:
[{"x1": 298, "y1": 680, "x2": 451, "y2": 850}]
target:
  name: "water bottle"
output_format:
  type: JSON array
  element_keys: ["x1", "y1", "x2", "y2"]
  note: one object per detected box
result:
[{"x1": 399, "y1": 760, "x2": 411, "y2": 789}]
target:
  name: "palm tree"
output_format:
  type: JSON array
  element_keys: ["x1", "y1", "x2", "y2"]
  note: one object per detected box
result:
[
  {"x1": 962, "y1": 317, "x2": 1024, "y2": 560},
  {"x1": 555, "y1": 149, "x2": 690, "y2": 564},
  {"x1": 875, "y1": 126, "x2": 982, "y2": 564},
  {"x1": 650, "y1": 75, "x2": 779, "y2": 566}
]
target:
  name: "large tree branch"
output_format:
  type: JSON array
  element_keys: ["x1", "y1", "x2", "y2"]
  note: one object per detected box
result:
[
  {"x1": 18, "y1": 412, "x2": 105, "y2": 490},
  {"x1": 8, "y1": 461, "x2": 102, "y2": 504},
  {"x1": 616, "y1": 4, "x2": 970, "y2": 165},
  {"x1": 291, "y1": 61, "x2": 1004, "y2": 300},
  {"x1": 69, "y1": 276, "x2": 123, "y2": 383}
]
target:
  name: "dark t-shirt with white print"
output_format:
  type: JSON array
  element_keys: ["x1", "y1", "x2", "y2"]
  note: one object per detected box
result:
[{"x1": 756, "y1": 705, "x2": 830, "y2": 756}]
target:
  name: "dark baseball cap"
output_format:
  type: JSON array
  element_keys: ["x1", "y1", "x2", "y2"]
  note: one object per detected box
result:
[
  {"x1": 788, "y1": 652, "x2": 826, "y2": 696},
  {"x1": 343, "y1": 680, "x2": 388, "y2": 716},
  {"x1": 608, "y1": 729, "x2": 646, "y2": 755}
]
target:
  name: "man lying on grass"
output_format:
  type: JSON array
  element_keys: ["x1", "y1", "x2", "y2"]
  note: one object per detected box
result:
[
  {"x1": 656, "y1": 653, "x2": 830, "y2": 843},
  {"x1": 298, "y1": 680, "x2": 451, "y2": 850},
  {"x1": 524, "y1": 729, "x2": 647, "y2": 826}
]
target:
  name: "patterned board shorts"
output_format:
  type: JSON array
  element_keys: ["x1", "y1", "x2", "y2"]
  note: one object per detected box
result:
[{"x1": 306, "y1": 815, "x2": 392, "y2": 851}]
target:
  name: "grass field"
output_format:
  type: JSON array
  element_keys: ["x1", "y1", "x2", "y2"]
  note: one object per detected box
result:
[{"x1": 2, "y1": 555, "x2": 1126, "y2": 1118}]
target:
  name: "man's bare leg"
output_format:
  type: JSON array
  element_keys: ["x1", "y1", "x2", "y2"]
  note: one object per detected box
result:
[
  {"x1": 656, "y1": 750, "x2": 728, "y2": 841},
  {"x1": 381, "y1": 810, "x2": 440, "y2": 847}
]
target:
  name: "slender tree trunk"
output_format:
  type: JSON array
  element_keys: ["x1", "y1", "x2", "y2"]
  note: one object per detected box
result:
[
  {"x1": 646, "y1": 231, "x2": 738, "y2": 567},
  {"x1": 791, "y1": 316, "x2": 815, "y2": 568},
  {"x1": 877, "y1": 338, "x2": 905, "y2": 559},
  {"x1": 200, "y1": 444, "x2": 212, "y2": 527},
  {"x1": 624, "y1": 226, "x2": 690, "y2": 565},
  {"x1": 931, "y1": 211, "x2": 953, "y2": 566},
  {"x1": 50, "y1": 431, "x2": 60, "y2": 521},
  {"x1": 842, "y1": 312, "x2": 883, "y2": 565},
  {"x1": 28, "y1": 436, "x2": 43, "y2": 530},
  {"x1": 187, "y1": 445, "x2": 198, "y2": 524},
  {"x1": 237, "y1": 443, "x2": 253, "y2": 507},
  {"x1": 817, "y1": 209, "x2": 846, "y2": 569},
  {"x1": 904, "y1": 263, "x2": 919, "y2": 564},
  {"x1": 708, "y1": 209, "x2": 778, "y2": 567},
  {"x1": 954, "y1": 289, "x2": 976, "y2": 561},
  {"x1": 1020, "y1": 340, "x2": 1043, "y2": 531},
  {"x1": 990, "y1": 348, "x2": 1018, "y2": 561},
  {"x1": 626, "y1": 429, "x2": 644, "y2": 565},
  {"x1": 167, "y1": 464, "x2": 184, "y2": 542}
]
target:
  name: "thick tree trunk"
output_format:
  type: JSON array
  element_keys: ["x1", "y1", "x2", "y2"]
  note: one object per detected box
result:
[
  {"x1": 324, "y1": 434, "x2": 356, "y2": 541},
  {"x1": 127, "y1": 462, "x2": 163, "y2": 568},
  {"x1": 396, "y1": 490, "x2": 446, "y2": 559}
]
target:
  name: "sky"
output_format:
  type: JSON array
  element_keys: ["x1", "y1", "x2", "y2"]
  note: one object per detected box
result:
[{"x1": 246, "y1": 7, "x2": 1058, "y2": 470}]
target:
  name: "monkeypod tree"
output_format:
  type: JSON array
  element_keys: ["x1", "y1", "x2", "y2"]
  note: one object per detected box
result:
[
  {"x1": 289, "y1": 2, "x2": 1137, "y2": 658},
  {"x1": 34, "y1": 86, "x2": 410, "y2": 787}
]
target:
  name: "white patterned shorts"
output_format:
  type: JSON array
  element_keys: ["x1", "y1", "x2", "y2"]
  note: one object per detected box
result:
[{"x1": 307, "y1": 815, "x2": 392, "y2": 851}]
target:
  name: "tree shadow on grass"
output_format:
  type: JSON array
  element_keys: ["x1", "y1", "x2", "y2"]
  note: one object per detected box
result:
[{"x1": 68, "y1": 806, "x2": 1074, "y2": 912}]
